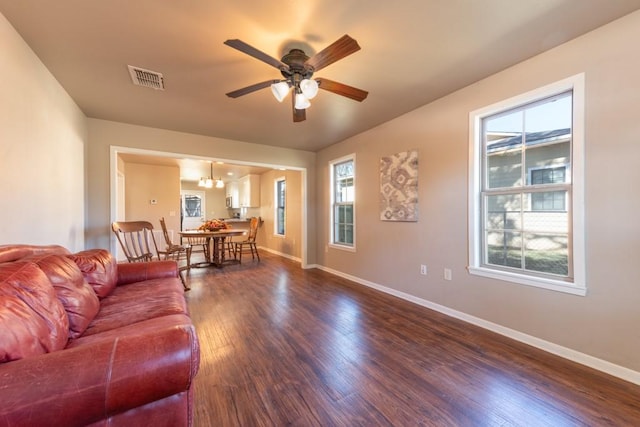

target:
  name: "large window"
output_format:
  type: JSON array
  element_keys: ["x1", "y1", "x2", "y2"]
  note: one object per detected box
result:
[
  {"x1": 275, "y1": 177, "x2": 286, "y2": 236},
  {"x1": 469, "y1": 74, "x2": 585, "y2": 295},
  {"x1": 330, "y1": 155, "x2": 355, "y2": 249}
]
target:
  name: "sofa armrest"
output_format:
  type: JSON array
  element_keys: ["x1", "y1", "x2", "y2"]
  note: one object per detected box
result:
[
  {"x1": 0, "y1": 322, "x2": 199, "y2": 426},
  {"x1": 117, "y1": 260, "x2": 178, "y2": 286}
]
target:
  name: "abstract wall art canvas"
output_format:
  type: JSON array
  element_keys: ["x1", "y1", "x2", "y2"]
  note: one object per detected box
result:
[{"x1": 380, "y1": 149, "x2": 418, "y2": 221}]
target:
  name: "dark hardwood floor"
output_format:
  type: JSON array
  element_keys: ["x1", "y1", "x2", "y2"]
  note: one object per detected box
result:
[{"x1": 184, "y1": 252, "x2": 640, "y2": 426}]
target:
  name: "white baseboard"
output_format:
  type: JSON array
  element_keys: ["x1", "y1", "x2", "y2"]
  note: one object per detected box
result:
[
  {"x1": 314, "y1": 264, "x2": 640, "y2": 386},
  {"x1": 258, "y1": 246, "x2": 301, "y2": 264}
]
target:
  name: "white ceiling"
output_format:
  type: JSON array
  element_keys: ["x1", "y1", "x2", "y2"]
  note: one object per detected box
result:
[{"x1": 2, "y1": 1, "x2": 640, "y2": 153}]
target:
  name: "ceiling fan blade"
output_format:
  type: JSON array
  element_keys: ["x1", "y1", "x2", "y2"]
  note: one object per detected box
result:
[
  {"x1": 305, "y1": 35, "x2": 361, "y2": 72},
  {"x1": 316, "y1": 78, "x2": 368, "y2": 102},
  {"x1": 291, "y1": 94, "x2": 306, "y2": 122},
  {"x1": 224, "y1": 39, "x2": 290, "y2": 71},
  {"x1": 226, "y1": 80, "x2": 280, "y2": 98}
]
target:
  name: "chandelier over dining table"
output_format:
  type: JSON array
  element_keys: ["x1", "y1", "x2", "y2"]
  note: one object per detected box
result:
[{"x1": 198, "y1": 162, "x2": 224, "y2": 189}]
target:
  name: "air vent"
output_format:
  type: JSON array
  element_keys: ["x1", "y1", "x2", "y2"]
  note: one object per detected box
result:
[{"x1": 127, "y1": 65, "x2": 165, "y2": 90}]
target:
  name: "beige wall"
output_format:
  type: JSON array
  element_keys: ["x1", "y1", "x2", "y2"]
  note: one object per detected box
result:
[
  {"x1": 0, "y1": 13, "x2": 86, "y2": 250},
  {"x1": 316, "y1": 11, "x2": 640, "y2": 373},
  {"x1": 122, "y1": 162, "x2": 181, "y2": 241},
  {"x1": 258, "y1": 169, "x2": 303, "y2": 259},
  {"x1": 86, "y1": 119, "x2": 317, "y2": 264}
]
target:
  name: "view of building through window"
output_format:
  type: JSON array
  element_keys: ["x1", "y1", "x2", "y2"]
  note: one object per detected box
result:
[
  {"x1": 332, "y1": 158, "x2": 355, "y2": 246},
  {"x1": 276, "y1": 178, "x2": 286, "y2": 236},
  {"x1": 482, "y1": 91, "x2": 572, "y2": 277}
]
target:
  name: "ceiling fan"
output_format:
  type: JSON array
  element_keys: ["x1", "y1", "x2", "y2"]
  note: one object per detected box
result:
[{"x1": 224, "y1": 35, "x2": 368, "y2": 122}]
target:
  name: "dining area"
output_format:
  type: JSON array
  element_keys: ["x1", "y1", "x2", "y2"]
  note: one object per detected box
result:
[
  {"x1": 180, "y1": 228, "x2": 244, "y2": 268},
  {"x1": 111, "y1": 217, "x2": 261, "y2": 289},
  {"x1": 180, "y1": 217, "x2": 260, "y2": 267}
]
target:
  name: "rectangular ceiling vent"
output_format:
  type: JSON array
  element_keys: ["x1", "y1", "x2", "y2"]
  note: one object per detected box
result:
[{"x1": 128, "y1": 65, "x2": 165, "y2": 90}]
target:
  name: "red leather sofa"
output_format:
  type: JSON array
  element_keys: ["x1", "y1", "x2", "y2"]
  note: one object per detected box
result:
[{"x1": 0, "y1": 244, "x2": 200, "y2": 426}]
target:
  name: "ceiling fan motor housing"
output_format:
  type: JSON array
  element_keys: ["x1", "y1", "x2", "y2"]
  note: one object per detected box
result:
[{"x1": 280, "y1": 49, "x2": 314, "y2": 83}]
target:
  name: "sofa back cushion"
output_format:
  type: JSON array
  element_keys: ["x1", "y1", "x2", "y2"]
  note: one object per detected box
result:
[
  {"x1": 67, "y1": 249, "x2": 117, "y2": 298},
  {"x1": 0, "y1": 244, "x2": 70, "y2": 264},
  {"x1": 26, "y1": 254, "x2": 100, "y2": 339},
  {"x1": 0, "y1": 262, "x2": 69, "y2": 362}
]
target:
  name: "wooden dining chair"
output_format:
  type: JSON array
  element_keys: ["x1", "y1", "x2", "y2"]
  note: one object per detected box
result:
[
  {"x1": 112, "y1": 220, "x2": 189, "y2": 290},
  {"x1": 158, "y1": 217, "x2": 188, "y2": 264},
  {"x1": 183, "y1": 234, "x2": 210, "y2": 268},
  {"x1": 111, "y1": 221, "x2": 159, "y2": 263},
  {"x1": 233, "y1": 217, "x2": 260, "y2": 263}
]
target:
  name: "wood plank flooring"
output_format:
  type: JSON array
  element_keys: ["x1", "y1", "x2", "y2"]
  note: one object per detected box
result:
[{"x1": 184, "y1": 252, "x2": 640, "y2": 426}]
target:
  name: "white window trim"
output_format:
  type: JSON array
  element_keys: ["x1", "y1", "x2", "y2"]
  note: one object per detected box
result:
[
  {"x1": 329, "y1": 153, "x2": 356, "y2": 252},
  {"x1": 468, "y1": 73, "x2": 586, "y2": 296},
  {"x1": 274, "y1": 176, "x2": 286, "y2": 237}
]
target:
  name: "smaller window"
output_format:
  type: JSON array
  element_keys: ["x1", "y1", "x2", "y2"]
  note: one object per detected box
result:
[
  {"x1": 530, "y1": 166, "x2": 567, "y2": 211},
  {"x1": 184, "y1": 195, "x2": 202, "y2": 217},
  {"x1": 275, "y1": 178, "x2": 286, "y2": 236},
  {"x1": 330, "y1": 155, "x2": 355, "y2": 249}
]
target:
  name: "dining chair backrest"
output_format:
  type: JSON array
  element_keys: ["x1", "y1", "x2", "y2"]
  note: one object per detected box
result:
[
  {"x1": 183, "y1": 234, "x2": 210, "y2": 262},
  {"x1": 111, "y1": 221, "x2": 159, "y2": 263},
  {"x1": 183, "y1": 234, "x2": 209, "y2": 246},
  {"x1": 159, "y1": 217, "x2": 173, "y2": 248},
  {"x1": 246, "y1": 217, "x2": 259, "y2": 242},
  {"x1": 234, "y1": 217, "x2": 261, "y2": 262}
]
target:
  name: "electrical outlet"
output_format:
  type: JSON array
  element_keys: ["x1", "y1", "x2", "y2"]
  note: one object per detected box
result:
[
  {"x1": 420, "y1": 264, "x2": 427, "y2": 275},
  {"x1": 444, "y1": 268, "x2": 452, "y2": 281}
]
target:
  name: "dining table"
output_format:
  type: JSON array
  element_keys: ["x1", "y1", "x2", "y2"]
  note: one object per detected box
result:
[{"x1": 179, "y1": 229, "x2": 246, "y2": 268}]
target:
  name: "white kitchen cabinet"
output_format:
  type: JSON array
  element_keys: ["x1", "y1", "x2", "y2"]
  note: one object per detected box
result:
[
  {"x1": 226, "y1": 181, "x2": 239, "y2": 208},
  {"x1": 238, "y1": 174, "x2": 260, "y2": 207}
]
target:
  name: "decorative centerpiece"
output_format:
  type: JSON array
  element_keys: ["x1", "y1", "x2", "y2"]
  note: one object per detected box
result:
[{"x1": 198, "y1": 219, "x2": 230, "y2": 232}]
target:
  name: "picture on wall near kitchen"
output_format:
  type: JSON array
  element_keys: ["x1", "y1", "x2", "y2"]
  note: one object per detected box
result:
[{"x1": 380, "y1": 149, "x2": 418, "y2": 221}]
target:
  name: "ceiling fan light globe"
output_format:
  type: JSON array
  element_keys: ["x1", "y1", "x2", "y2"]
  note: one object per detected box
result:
[
  {"x1": 270, "y1": 82, "x2": 290, "y2": 102},
  {"x1": 294, "y1": 93, "x2": 311, "y2": 110},
  {"x1": 300, "y1": 79, "x2": 319, "y2": 99}
]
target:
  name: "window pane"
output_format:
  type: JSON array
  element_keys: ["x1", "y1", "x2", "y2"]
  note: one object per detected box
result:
[
  {"x1": 335, "y1": 161, "x2": 353, "y2": 178},
  {"x1": 486, "y1": 231, "x2": 522, "y2": 269},
  {"x1": 524, "y1": 233, "x2": 568, "y2": 275},
  {"x1": 524, "y1": 92, "x2": 572, "y2": 133},
  {"x1": 335, "y1": 223, "x2": 353, "y2": 245},
  {"x1": 184, "y1": 195, "x2": 202, "y2": 217},
  {"x1": 524, "y1": 193, "x2": 568, "y2": 231},
  {"x1": 334, "y1": 204, "x2": 354, "y2": 245},
  {"x1": 531, "y1": 190, "x2": 566, "y2": 211},
  {"x1": 337, "y1": 177, "x2": 354, "y2": 202},
  {"x1": 487, "y1": 151, "x2": 522, "y2": 189},
  {"x1": 485, "y1": 194, "x2": 521, "y2": 230},
  {"x1": 485, "y1": 110, "x2": 523, "y2": 190},
  {"x1": 277, "y1": 207, "x2": 285, "y2": 235}
]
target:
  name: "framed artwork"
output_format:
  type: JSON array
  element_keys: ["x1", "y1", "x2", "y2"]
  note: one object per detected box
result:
[{"x1": 380, "y1": 149, "x2": 418, "y2": 221}]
